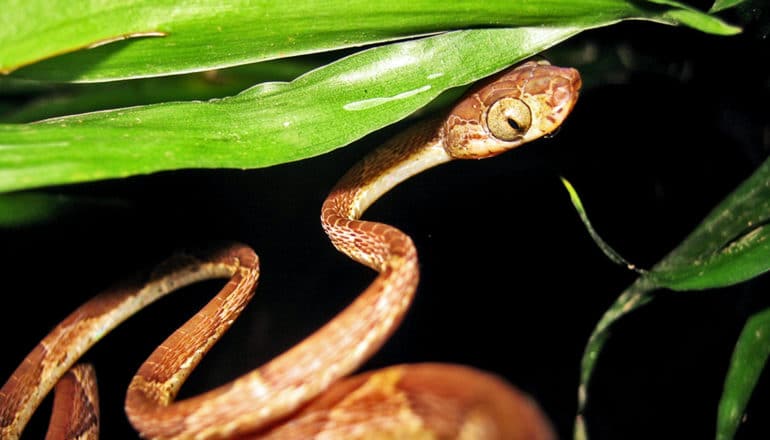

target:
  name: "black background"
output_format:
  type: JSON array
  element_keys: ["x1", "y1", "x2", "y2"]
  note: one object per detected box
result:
[{"x1": 2, "y1": 4, "x2": 769, "y2": 439}]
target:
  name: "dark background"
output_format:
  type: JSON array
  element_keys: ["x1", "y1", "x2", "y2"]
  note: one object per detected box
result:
[{"x1": 2, "y1": 4, "x2": 769, "y2": 439}]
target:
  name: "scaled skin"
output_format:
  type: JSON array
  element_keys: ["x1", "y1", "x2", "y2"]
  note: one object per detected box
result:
[{"x1": 2, "y1": 61, "x2": 580, "y2": 439}]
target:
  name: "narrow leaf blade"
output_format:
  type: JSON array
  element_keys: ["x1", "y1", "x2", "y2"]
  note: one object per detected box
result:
[
  {"x1": 576, "y1": 156, "x2": 770, "y2": 436},
  {"x1": 717, "y1": 307, "x2": 770, "y2": 440},
  {"x1": 710, "y1": 0, "x2": 747, "y2": 13}
]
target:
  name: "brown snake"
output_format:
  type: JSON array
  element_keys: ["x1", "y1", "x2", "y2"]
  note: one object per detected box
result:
[{"x1": 0, "y1": 60, "x2": 580, "y2": 439}]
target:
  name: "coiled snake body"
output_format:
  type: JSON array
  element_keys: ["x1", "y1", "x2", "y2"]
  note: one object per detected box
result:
[{"x1": 0, "y1": 60, "x2": 580, "y2": 439}]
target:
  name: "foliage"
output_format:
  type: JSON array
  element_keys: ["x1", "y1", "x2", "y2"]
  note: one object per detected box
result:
[
  {"x1": 1, "y1": 1, "x2": 765, "y2": 439},
  {"x1": 0, "y1": 0, "x2": 737, "y2": 193}
]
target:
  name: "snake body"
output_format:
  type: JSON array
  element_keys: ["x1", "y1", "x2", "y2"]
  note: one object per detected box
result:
[{"x1": 0, "y1": 60, "x2": 580, "y2": 439}]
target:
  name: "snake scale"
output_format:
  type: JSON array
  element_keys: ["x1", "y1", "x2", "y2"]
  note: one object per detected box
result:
[{"x1": 0, "y1": 60, "x2": 581, "y2": 439}]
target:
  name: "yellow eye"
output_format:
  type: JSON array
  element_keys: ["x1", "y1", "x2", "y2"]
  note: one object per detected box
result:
[{"x1": 486, "y1": 97, "x2": 532, "y2": 141}]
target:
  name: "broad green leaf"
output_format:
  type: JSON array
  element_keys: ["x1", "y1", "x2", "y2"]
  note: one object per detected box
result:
[
  {"x1": 1, "y1": 0, "x2": 738, "y2": 82},
  {"x1": 0, "y1": 2, "x2": 742, "y2": 194},
  {"x1": 0, "y1": 0, "x2": 745, "y2": 194},
  {"x1": 1, "y1": 27, "x2": 585, "y2": 193},
  {"x1": 575, "y1": 156, "x2": 770, "y2": 439},
  {"x1": 717, "y1": 307, "x2": 770, "y2": 440}
]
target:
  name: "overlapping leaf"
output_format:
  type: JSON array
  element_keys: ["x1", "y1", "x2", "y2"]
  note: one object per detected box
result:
[
  {"x1": 0, "y1": 27, "x2": 586, "y2": 192},
  {"x1": 0, "y1": 0, "x2": 739, "y2": 194},
  {"x1": 1, "y1": 0, "x2": 738, "y2": 82},
  {"x1": 718, "y1": 307, "x2": 770, "y2": 440},
  {"x1": 573, "y1": 156, "x2": 770, "y2": 439}
]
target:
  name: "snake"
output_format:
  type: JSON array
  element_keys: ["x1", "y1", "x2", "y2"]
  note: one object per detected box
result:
[{"x1": 0, "y1": 59, "x2": 580, "y2": 439}]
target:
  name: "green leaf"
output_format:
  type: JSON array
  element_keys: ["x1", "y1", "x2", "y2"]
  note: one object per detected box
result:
[
  {"x1": 648, "y1": 225, "x2": 770, "y2": 290},
  {"x1": 1, "y1": 27, "x2": 584, "y2": 193},
  {"x1": 0, "y1": 192, "x2": 128, "y2": 227},
  {"x1": 710, "y1": 0, "x2": 747, "y2": 13},
  {"x1": 649, "y1": 159, "x2": 770, "y2": 279},
  {"x1": 575, "y1": 279, "x2": 656, "y2": 440},
  {"x1": 0, "y1": 60, "x2": 318, "y2": 123},
  {"x1": 0, "y1": 2, "x2": 743, "y2": 194},
  {"x1": 561, "y1": 177, "x2": 642, "y2": 271},
  {"x1": 717, "y1": 307, "x2": 770, "y2": 440},
  {"x1": 1, "y1": 0, "x2": 737, "y2": 82},
  {"x1": 575, "y1": 156, "x2": 770, "y2": 439},
  {"x1": 644, "y1": 0, "x2": 743, "y2": 33},
  {"x1": 661, "y1": 8, "x2": 742, "y2": 34},
  {"x1": 0, "y1": 193, "x2": 73, "y2": 226}
]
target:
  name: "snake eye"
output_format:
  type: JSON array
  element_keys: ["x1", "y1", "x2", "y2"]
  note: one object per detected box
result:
[{"x1": 486, "y1": 97, "x2": 532, "y2": 141}]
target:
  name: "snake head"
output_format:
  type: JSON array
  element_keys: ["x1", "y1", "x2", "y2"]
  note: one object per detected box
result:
[{"x1": 442, "y1": 60, "x2": 581, "y2": 159}]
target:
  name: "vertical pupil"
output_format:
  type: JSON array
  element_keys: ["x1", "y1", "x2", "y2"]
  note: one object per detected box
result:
[{"x1": 507, "y1": 118, "x2": 521, "y2": 131}]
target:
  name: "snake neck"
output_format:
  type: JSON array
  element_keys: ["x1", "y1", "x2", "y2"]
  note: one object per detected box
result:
[{"x1": 322, "y1": 117, "x2": 451, "y2": 222}]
